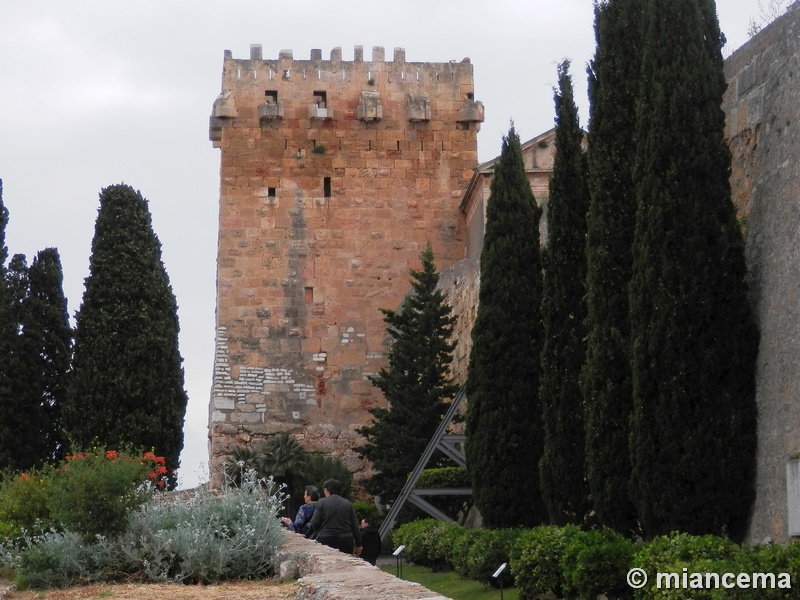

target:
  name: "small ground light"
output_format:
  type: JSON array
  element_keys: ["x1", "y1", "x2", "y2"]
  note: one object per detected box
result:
[
  {"x1": 493, "y1": 562, "x2": 508, "y2": 600},
  {"x1": 392, "y1": 544, "x2": 406, "y2": 578}
]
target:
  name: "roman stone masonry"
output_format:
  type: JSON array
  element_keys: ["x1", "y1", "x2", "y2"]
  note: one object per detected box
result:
[
  {"x1": 722, "y1": 2, "x2": 800, "y2": 545},
  {"x1": 208, "y1": 45, "x2": 483, "y2": 487}
]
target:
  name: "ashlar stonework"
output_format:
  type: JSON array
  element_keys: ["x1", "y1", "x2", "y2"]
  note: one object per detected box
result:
[{"x1": 208, "y1": 46, "x2": 482, "y2": 487}]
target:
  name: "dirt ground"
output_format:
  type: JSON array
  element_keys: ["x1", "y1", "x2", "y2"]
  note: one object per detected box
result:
[{"x1": 1, "y1": 580, "x2": 300, "y2": 600}]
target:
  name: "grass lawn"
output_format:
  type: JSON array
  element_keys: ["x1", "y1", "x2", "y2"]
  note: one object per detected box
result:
[{"x1": 380, "y1": 563, "x2": 519, "y2": 600}]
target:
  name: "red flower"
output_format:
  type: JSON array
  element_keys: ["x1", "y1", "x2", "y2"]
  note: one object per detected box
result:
[
  {"x1": 19, "y1": 473, "x2": 29, "y2": 481},
  {"x1": 105, "y1": 450, "x2": 118, "y2": 460}
]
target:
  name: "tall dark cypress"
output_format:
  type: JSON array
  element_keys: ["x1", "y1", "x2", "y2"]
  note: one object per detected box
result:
[
  {"x1": 65, "y1": 184, "x2": 188, "y2": 484},
  {"x1": 628, "y1": 0, "x2": 758, "y2": 541},
  {"x1": 25, "y1": 249, "x2": 73, "y2": 463},
  {"x1": 356, "y1": 243, "x2": 458, "y2": 504},
  {"x1": 539, "y1": 61, "x2": 591, "y2": 525},
  {"x1": 0, "y1": 179, "x2": 14, "y2": 470},
  {"x1": 465, "y1": 126, "x2": 546, "y2": 528},
  {"x1": 582, "y1": 0, "x2": 643, "y2": 535}
]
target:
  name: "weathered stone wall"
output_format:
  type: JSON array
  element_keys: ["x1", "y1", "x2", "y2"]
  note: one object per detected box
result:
[
  {"x1": 208, "y1": 46, "x2": 482, "y2": 486},
  {"x1": 278, "y1": 534, "x2": 449, "y2": 599},
  {"x1": 723, "y1": 2, "x2": 800, "y2": 544}
]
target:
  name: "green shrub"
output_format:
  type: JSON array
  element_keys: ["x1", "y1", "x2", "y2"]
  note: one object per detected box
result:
[
  {"x1": 416, "y1": 467, "x2": 472, "y2": 521},
  {"x1": 0, "y1": 470, "x2": 51, "y2": 540},
  {"x1": 465, "y1": 528, "x2": 520, "y2": 587},
  {"x1": 632, "y1": 532, "x2": 740, "y2": 600},
  {"x1": 45, "y1": 450, "x2": 162, "y2": 541},
  {"x1": 451, "y1": 527, "x2": 482, "y2": 578},
  {"x1": 510, "y1": 524, "x2": 580, "y2": 599},
  {"x1": 561, "y1": 528, "x2": 635, "y2": 600},
  {"x1": 7, "y1": 471, "x2": 287, "y2": 588},
  {"x1": 720, "y1": 542, "x2": 796, "y2": 599},
  {"x1": 353, "y1": 500, "x2": 382, "y2": 529},
  {"x1": 393, "y1": 519, "x2": 460, "y2": 568}
]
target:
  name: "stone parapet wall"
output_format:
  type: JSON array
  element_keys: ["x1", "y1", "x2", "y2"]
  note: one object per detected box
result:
[
  {"x1": 722, "y1": 2, "x2": 800, "y2": 544},
  {"x1": 278, "y1": 534, "x2": 449, "y2": 599}
]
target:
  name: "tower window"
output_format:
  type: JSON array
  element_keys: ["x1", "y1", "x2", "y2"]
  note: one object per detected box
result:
[
  {"x1": 268, "y1": 187, "x2": 276, "y2": 197},
  {"x1": 323, "y1": 177, "x2": 332, "y2": 198},
  {"x1": 265, "y1": 90, "x2": 278, "y2": 103}
]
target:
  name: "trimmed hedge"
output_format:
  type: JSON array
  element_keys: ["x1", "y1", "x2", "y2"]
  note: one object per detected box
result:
[{"x1": 392, "y1": 520, "x2": 800, "y2": 600}]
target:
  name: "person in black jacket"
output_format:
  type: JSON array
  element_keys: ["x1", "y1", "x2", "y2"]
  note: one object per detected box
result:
[
  {"x1": 309, "y1": 479, "x2": 363, "y2": 556},
  {"x1": 359, "y1": 518, "x2": 382, "y2": 565}
]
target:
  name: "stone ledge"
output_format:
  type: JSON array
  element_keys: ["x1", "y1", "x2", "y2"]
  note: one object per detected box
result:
[{"x1": 277, "y1": 534, "x2": 450, "y2": 599}]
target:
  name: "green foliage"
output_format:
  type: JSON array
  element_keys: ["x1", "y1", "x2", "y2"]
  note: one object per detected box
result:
[
  {"x1": 357, "y1": 243, "x2": 458, "y2": 504},
  {"x1": 303, "y1": 452, "x2": 352, "y2": 499},
  {"x1": 415, "y1": 467, "x2": 472, "y2": 522},
  {"x1": 0, "y1": 470, "x2": 51, "y2": 540},
  {"x1": 65, "y1": 184, "x2": 188, "y2": 486},
  {"x1": 631, "y1": 532, "x2": 740, "y2": 600},
  {"x1": 464, "y1": 528, "x2": 520, "y2": 587},
  {"x1": 508, "y1": 524, "x2": 580, "y2": 599},
  {"x1": 353, "y1": 500, "x2": 382, "y2": 528},
  {"x1": 720, "y1": 542, "x2": 799, "y2": 600},
  {"x1": 45, "y1": 450, "x2": 159, "y2": 541},
  {"x1": 628, "y1": 0, "x2": 758, "y2": 541},
  {"x1": 582, "y1": 0, "x2": 643, "y2": 536},
  {"x1": 538, "y1": 59, "x2": 590, "y2": 526},
  {"x1": 561, "y1": 528, "x2": 635, "y2": 600},
  {"x1": 465, "y1": 125, "x2": 545, "y2": 528},
  {"x1": 5, "y1": 471, "x2": 286, "y2": 589}
]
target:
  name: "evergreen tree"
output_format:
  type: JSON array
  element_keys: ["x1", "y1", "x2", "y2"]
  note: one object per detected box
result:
[
  {"x1": 465, "y1": 126, "x2": 546, "y2": 528},
  {"x1": 0, "y1": 179, "x2": 15, "y2": 470},
  {"x1": 356, "y1": 243, "x2": 458, "y2": 504},
  {"x1": 628, "y1": 0, "x2": 758, "y2": 541},
  {"x1": 65, "y1": 184, "x2": 188, "y2": 484},
  {"x1": 24, "y1": 249, "x2": 73, "y2": 463},
  {"x1": 582, "y1": 0, "x2": 643, "y2": 534},
  {"x1": 538, "y1": 61, "x2": 590, "y2": 525},
  {"x1": 0, "y1": 254, "x2": 35, "y2": 470}
]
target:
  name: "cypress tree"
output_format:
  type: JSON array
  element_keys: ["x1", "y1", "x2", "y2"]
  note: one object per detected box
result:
[
  {"x1": 0, "y1": 179, "x2": 14, "y2": 470},
  {"x1": 582, "y1": 0, "x2": 643, "y2": 534},
  {"x1": 628, "y1": 0, "x2": 758, "y2": 541},
  {"x1": 0, "y1": 254, "x2": 36, "y2": 470},
  {"x1": 465, "y1": 126, "x2": 546, "y2": 528},
  {"x1": 356, "y1": 243, "x2": 458, "y2": 504},
  {"x1": 539, "y1": 61, "x2": 590, "y2": 525},
  {"x1": 24, "y1": 249, "x2": 73, "y2": 463},
  {"x1": 65, "y1": 184, "x2": 188, "y2": 483}
]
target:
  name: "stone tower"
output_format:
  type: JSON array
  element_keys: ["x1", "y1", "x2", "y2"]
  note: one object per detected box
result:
[{"x1": 207, "y1": 45, "x2": 483, "y2": 486}]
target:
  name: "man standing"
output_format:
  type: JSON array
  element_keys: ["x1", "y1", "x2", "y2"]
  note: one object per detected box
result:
[{"x1": 310, "y1": 479, "x2": 363, "y2": 556}]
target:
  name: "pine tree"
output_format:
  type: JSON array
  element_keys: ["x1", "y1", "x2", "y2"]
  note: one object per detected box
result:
[
  {"x1": 356, "y1": 243, "x2": 458, "y2": 504},
  {"x1": 65, "y1": 184, "x2": 188, "y2": 484},
  {"x1": 538, "y1": 61, "x2": 590, "y2": 525},
  {"x1": 582, "y1": 0, "x2": 643, "y2": 534},
  {"x1": 465, "y1": 126, "x2": 546, "y2": 528},
  {"x1": 628, "y1": 0, "x2": 758, "y2": 541}
]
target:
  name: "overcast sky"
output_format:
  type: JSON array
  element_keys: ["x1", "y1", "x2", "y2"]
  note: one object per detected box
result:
[{"x1": 0, "y1": 1, "x2": 768, "y2": 488}]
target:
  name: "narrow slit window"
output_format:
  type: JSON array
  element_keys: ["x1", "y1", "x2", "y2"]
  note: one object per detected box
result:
[
  {"x1": 323, "y1": 177, "x2": 332, "y2": 198},
  {"x1": 304, "y1": 287, "x2": 313, "y2": 304}
]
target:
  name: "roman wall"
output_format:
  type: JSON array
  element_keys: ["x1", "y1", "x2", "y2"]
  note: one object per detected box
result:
[
  {"x1": 207, "y1": 46, "x2": 483, "y2": 487},
  {"x1": 723, "y1": 2, "x2": 800, "y2": 544}
]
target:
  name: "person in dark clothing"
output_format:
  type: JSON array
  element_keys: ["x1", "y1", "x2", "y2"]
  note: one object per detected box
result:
[
  {"x1": 281, "y1": 485, "x2": 319, "y2": 537},
  {"x1": 359, "y1": 518, "x2": 382, "y2": 565},
  {"x1": 309, "y1": 478, "x2": 363, "y2": 556}
]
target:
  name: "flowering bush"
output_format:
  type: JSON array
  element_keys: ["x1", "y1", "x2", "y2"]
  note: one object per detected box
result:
[
  {"x1": 0, "y1": 448, "x2": 167, "y2": 543},
  {"x1": 46, "y1": 449, "x2": 167, "y2": 541},
  {"x1": 4, "y1": 470, "x2": 287, "y2": 589}
]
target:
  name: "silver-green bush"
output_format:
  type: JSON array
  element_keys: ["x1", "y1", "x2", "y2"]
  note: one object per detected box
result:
[{"x1": 2, "y1": 471, "x2": 287, "y2": 589}]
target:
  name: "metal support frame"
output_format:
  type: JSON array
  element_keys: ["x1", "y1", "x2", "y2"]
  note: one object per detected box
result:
[{"x1": 378, "y1": 385, "x2": 471, "y2": 539}]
